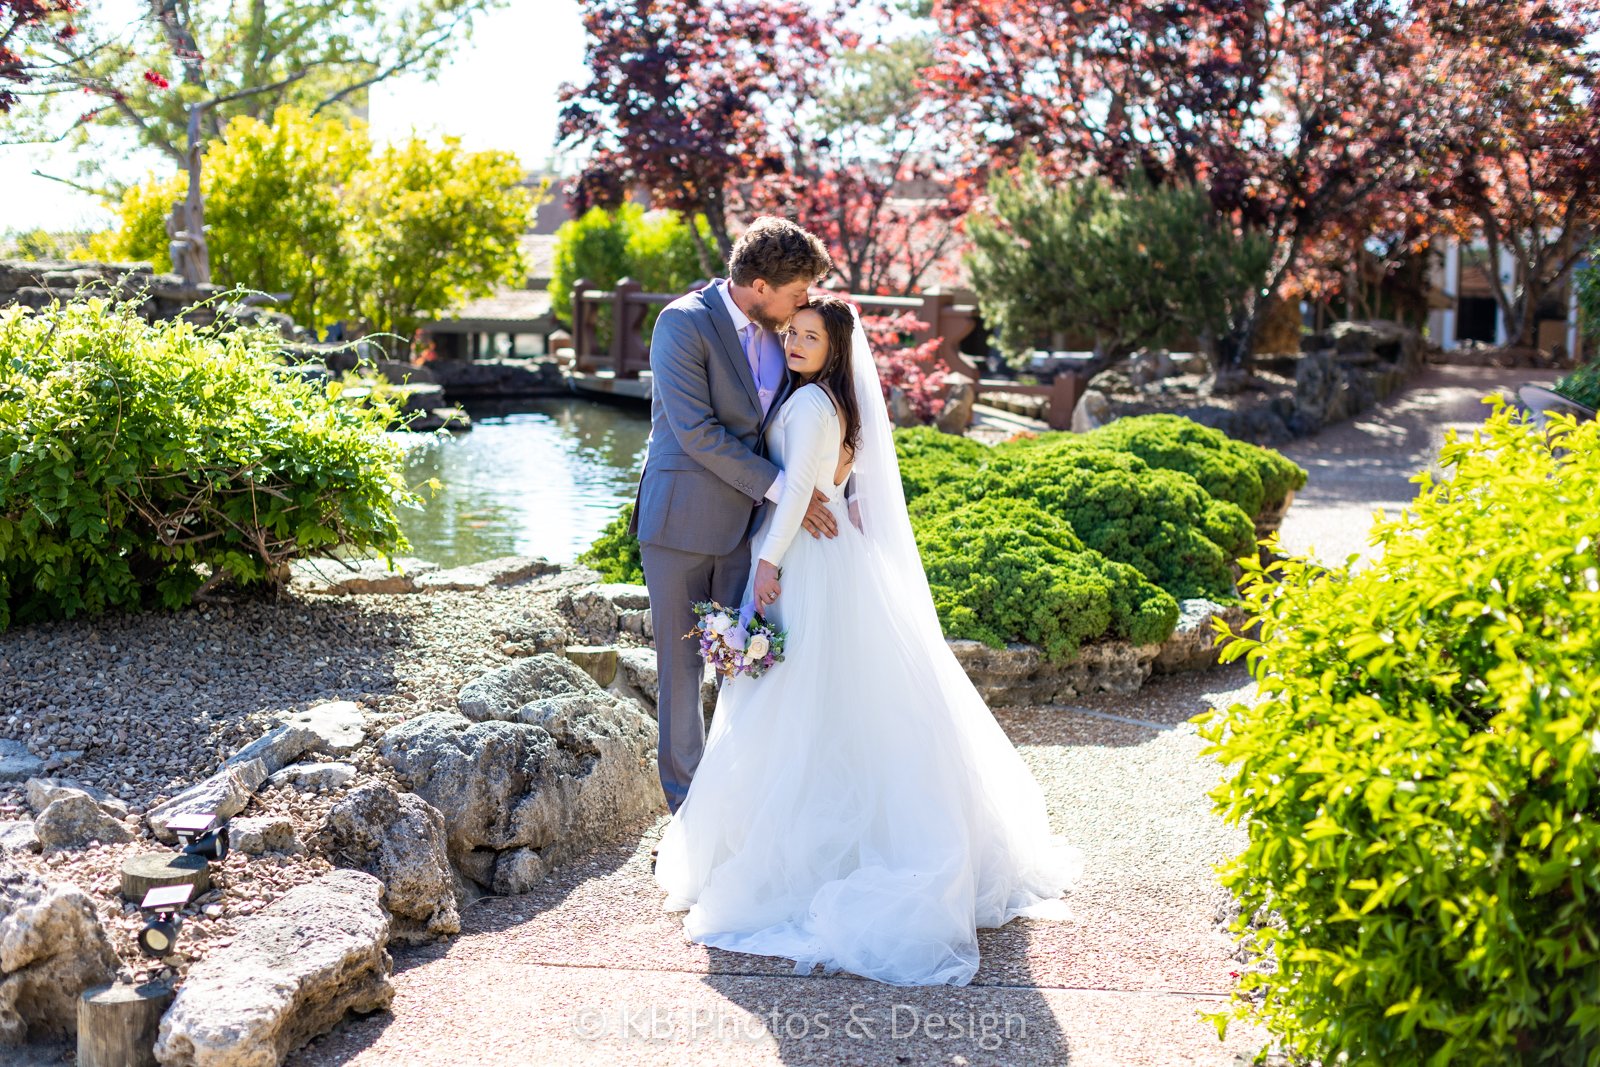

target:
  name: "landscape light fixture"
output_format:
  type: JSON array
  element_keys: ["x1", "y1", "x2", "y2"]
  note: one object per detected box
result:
[
  {"x1": 137, "y1": 883, "x2": 193, "y2": 957},
  {"x1": 168, "y1": 810, "x2": 229, "y2": 861}
]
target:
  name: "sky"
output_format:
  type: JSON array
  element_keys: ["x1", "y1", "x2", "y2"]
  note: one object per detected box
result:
[{"x1": 0, "y1": 1, "x2": 591, "y2": 233}]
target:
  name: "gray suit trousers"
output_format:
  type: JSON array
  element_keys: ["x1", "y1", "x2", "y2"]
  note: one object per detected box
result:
[{"x1": 640, "y1": 539, "x2": 755, "y2": 814}]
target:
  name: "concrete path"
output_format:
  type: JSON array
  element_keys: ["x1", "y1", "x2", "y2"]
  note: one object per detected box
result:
[
  {"x1": 287, "y1": 364, "x2": 1555, "y2": 1067},
  {"x1": 1275, "y1": 363, "x2": 1559, "y2": 565}
]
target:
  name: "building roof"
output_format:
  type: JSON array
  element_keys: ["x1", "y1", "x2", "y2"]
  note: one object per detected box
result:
[
  {"x1": 422, "y1": 287, "x2": 554, "y2": 333},
  {"x1": 520, "y1": 233, "x2": 560, "y2": 286}
]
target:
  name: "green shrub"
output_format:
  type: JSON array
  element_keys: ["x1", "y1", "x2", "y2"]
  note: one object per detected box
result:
[
  {"x1": 1195, "y1": 401, "x2": 1600, "y2": 1066},
  {"x1": 578, "y1": 503, "x2": 645, "y2": 584},
  {"x1": 915, "y1": 496, "x2": 1177, "y2": 661},
  {"x1": 1081, "y1": 413, "x2": 1307, "y2": 518},
  {"x1": 1553, "y1": 360, "x2": 1600, "y2": 411},
  {"x1": 0, "y1": 300, "x2": 419, "y2": 629},
  {"x1": 892, "y1": 426, "x2": 992, "y2": 504},
  {"x1": 914, "y1": 447, "x2": 1253, "y2": 602}
]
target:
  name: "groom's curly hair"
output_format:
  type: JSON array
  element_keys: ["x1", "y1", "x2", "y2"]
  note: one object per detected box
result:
[{"x1": 728, "y1": 217, "x2": 833, "y2": 288}]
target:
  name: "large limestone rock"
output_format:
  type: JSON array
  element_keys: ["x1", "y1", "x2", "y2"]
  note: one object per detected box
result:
[
  {"x1": 228, "y1": 816, "x2": 301, "y2": 856},
  {"x1": 0, "y1": 741, "x2": 43, "y2": 785},
  {"x1": 146, "y1": 759, "x2": 268, "y2": 844},
  {"x1": 278, "y1": 701, "x2": 365, "y2": 757},
  {"x1": 612, "y1": 647, "x2": 717, "y2": 722},
  {"x1": 0, "y1": 822, "x2": 39, "y2": 854},
  {"x1": 491, "y1": 605, "x2": 571, "y2": 658},
  {"x1": 1071, "y1": 388, "x2": 1113, "y2": 433},
  {"x1": 33, "y1": 794, "x2": 133, "y2": 852},
  {"x1": 287, "y1": 557, "x2": 439, "y2": 596},
  {"x1": 558, "y1": 584, "x2": 651, "y2": 645},
  {"x1": 222, "y1": 723, "x2": 318, "y2": 776},
  {"x1": 321, "y1": 783, "x2": 460, "y2": 944},
  {"x1": 934, "y1": 378, "x2": 976, "y2": 434},
  {"x1": 265, "y1": 762, "x2": 356, "y2": 792},
  {"x1": 380, "y1": 666, "x2": 662, "y2": 895},
  {"x1": 0, "y1": 859, "x2": 120, "y2": 1044},
  {"x1": 25, "y1": 777, "x2": 128, "y2": 819},
  {"x1": 154, "y1": 869, "x2": 393, "y2": 1067},
  {"x1": 947, "y1": 638, "x2": 1161, "y2": 705},
  {"x1": 1151, "y1": 599, "x2": 1252, "y2": 675},
  {"x1": 414, "y1": 555, "x2": 556, "y2": 592}
]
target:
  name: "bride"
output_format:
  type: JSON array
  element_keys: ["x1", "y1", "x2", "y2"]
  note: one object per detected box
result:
[{"x1": 653, "y1": 295, "x2": 1083, "y2": 987}]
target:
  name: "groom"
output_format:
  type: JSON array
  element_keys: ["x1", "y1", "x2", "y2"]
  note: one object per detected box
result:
[{"x1": 629, "y1": 217, "x2": 838, "y2": 818}]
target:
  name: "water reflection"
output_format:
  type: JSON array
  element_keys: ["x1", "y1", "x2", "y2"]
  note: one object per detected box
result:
[{"x1": 396, "y1": 398, "x2": 651, "y2": 568}]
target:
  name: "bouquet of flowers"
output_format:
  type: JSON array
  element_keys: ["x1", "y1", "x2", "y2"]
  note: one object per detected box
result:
[{"x1": 686, "y1": 600, "x2": 787, "y2": 679}]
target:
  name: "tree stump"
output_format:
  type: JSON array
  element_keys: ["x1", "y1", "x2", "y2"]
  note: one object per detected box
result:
[
  {"x1": 121, "y1": 851, "x2": 210, "y2": 902},
  {"x1": 77, "y1": 979, "x2": 174, "y2": 1067}
]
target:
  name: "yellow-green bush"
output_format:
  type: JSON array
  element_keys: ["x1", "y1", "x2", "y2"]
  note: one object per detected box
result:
[
  {"x1": 0, "y1": 300, "x2": 418, "y2": 629},
  {"x1": 1197, "y1": 401, "x2": 1600, "y2": 1065}
]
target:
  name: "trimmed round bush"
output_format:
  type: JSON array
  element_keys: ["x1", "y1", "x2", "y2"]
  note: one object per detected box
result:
[
  {"x1": 914, "y1": 447, "x2": 1253, "y2": 602},
  {"x1": 893, "y1": 425, "x2": 992, "y2": 504},
  {"x1": 1081, "y1": 413, "x2": 1307, "y2": 518},
  {"x1": 915, "y1": 496, "x2": 1177, "y2": 661},
  {"x1": 1196, "y1": 401, "x2": 1600, "y2": 1065},
  {"x1": 0, "y1": 300, "x2": 418, "y2": 629}
]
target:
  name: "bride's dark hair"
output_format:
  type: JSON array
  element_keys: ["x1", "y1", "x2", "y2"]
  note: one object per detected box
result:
[{"x1": 800, "y1": 294, "x2": 864, "y2": 460}]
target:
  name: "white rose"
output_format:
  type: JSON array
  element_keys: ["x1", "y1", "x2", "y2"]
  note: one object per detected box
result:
[
  {"x1": 708, "y1": 613, "x2": 732, "y2": 635},
  {"x1": 746, "y1": 633, "x2": 770, "y2": 660}
]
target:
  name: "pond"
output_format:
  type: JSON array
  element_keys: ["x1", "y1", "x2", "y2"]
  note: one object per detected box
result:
[{"x1": 394, "y1": 398, "x2": 651, "y2": 569}]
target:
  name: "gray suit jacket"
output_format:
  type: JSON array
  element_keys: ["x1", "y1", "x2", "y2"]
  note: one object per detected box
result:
[{"x1": 628, "y1": 279, "x2": 793, "y2": 557}]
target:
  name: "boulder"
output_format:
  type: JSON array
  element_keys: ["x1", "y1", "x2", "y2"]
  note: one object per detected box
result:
[
  {"x1": 934, "y1": 378, "x2": 976, "y2": 434},
  {"x1": 558, "y1": 584, "x2": 651, "y2": 644},
  {"x1": 33, "y1": 795, "x2": 133, "y2": 852},
  {"x1": 222, "y1": 723, "x2": 318, "y2": 777},
  {"x1": 153, "y1": 870, "x2": 393, "y2": 1067},
  {"x1": 1291, "y1": 350, "x2": 1346, "y2": 434},
  {"x1": 25, "y1": 777, "x2": 128, "y2": 819},
  {"x1": 1151, "y1": 599, "x2": 1252, "y2": 675},
  {"x1": 278, "y1": 701, "x2": 365, "y2": 757},
  {"x1": 1070, "y1": 389, "x2": 1113, "y2": 433},
  {"x1": 265, "y1": 762, "x2": 356, "y2": 792},
  {"x1": 0, "y1": 822, "x2": 39, "y2": 854},
  {"x1": 1328, "y1": 319, "x2": 1421, "y2": 371},
  {"x1": 321, "y1": 783, "x2": 460, "y2": 944},
  {"x1": 0, "y1": 741, "x2": 43, "y2": 785},
  {"x1": 287, "y1": 557, "x2": 439, "y2": 596},
  {"x1": 457, "y1": 654, "x2": 621, "y2": 724},
  {"x1": 228, "y1": 816, "x2": 301, "y2": 856},
  {"x1": 612, "y1": 648, "x2": 717, "y2": 722},
  {"x1": 491, "y1": 605, "x2": 571, "y2": 658},
  {"x1": 146, "y1": 759, "x2": 268, "y2": 844},
  {"x1": 0, "y1": 859, "x2": 120, "y2": 1045},
  {"x1": 946, "y1": 638, "x2": 1160, "y2": 705},
  {"x1": 379, "y1": 698, "x2": 661, "y2": 895},
  {"x1": 886, "y1": 387, "x2": 918, "y2": 428},
  {"x1": 414, "y1": 555, "x2": 555, "y2": 593}
]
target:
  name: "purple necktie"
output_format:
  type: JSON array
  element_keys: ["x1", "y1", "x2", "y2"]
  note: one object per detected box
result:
[{"x1": 741, "y1": 323, "x2": 774, "y2": 415}]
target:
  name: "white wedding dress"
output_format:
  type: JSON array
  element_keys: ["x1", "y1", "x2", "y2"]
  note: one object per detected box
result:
[{"x1": 653, "y1": 344, "x2": 1084, "y2": 986}]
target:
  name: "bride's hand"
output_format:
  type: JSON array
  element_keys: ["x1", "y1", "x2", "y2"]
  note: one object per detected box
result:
[{"x1": 753, "y1": 559, "x2": 782, "y2": 609}]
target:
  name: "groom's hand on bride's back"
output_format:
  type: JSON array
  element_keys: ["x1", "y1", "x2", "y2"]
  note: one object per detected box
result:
[{"x1": 802, "y1": 489, "x2": 838, "y2": 539}]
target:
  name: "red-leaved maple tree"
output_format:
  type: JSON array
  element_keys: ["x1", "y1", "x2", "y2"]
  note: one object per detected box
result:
[
  {"x1": 0, "y1": 0, "x2": 81, "y2": 114},
  {"x1": 1418, "y1": 0, "x2": 1600, "y2": 349},
  {"x1": 924, "y1": 0, "x2": 1437, "y2": 368}
]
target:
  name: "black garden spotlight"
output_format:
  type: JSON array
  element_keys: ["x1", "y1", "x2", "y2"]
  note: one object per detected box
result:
[
  {"x1": 137, "y1": 883, "x2": 193, "y2": 957},
  {"x1": 168, "y1": 810, "x2": 229, "y2": 861}
]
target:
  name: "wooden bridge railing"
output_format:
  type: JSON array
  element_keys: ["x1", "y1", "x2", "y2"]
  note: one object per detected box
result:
[{"x1": 572, "y1": 278, "x2": 981, "y2": 380}]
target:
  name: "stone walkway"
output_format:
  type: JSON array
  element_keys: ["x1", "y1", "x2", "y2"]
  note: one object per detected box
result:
[{"x1": 285, "y1": 363, "x2": 1556, "y2": 1067}]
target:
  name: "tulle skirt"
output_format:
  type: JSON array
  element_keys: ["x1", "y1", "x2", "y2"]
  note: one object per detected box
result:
[{"x1": 653, "y1": 498, "x2": 1084, "y2": 986}]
